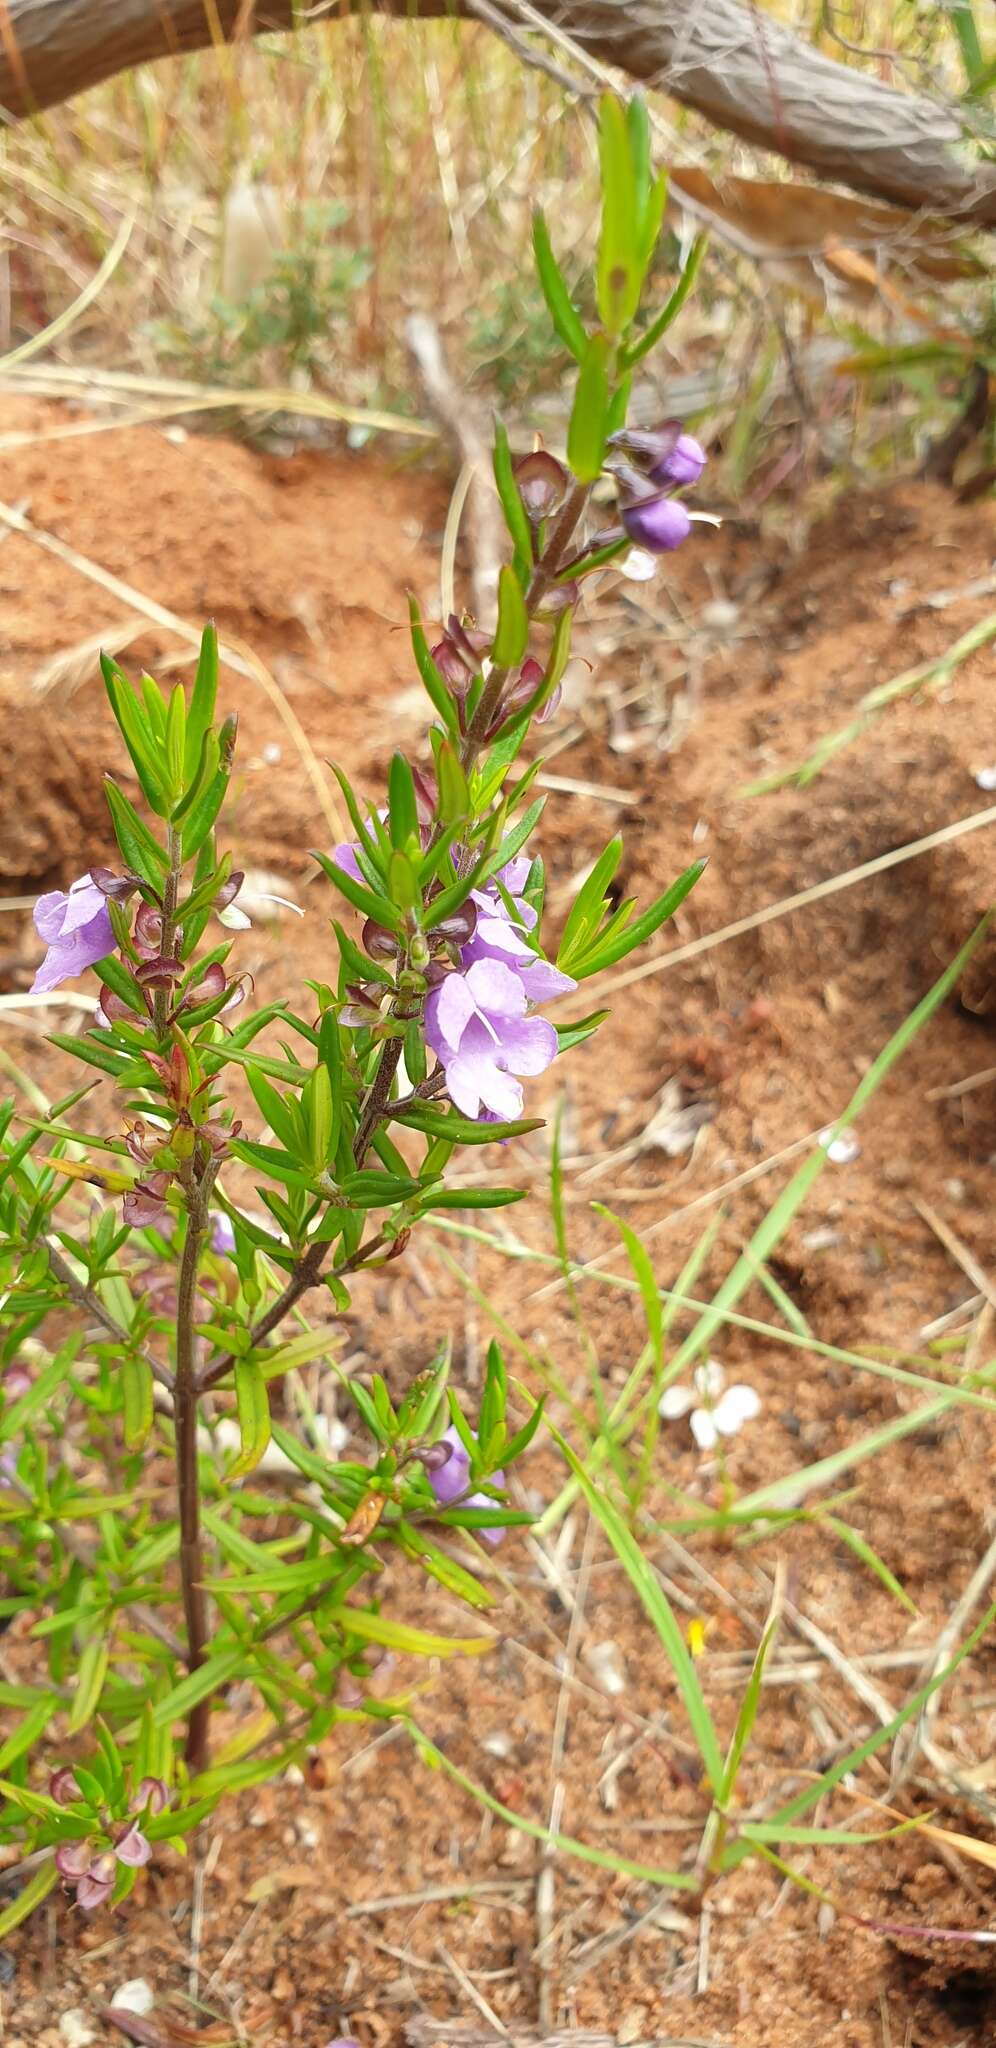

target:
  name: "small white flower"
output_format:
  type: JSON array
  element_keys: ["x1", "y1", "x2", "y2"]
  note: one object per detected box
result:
[{"x1": 659, "y1": 1360, "x2": 761, "y2": 1451}]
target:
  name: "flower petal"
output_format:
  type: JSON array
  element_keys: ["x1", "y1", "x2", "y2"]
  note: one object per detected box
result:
[
  {"x1": 434, "y1": 971, "x2": 479, "y2": 1052},
  {"x1": 690, "y1": 1407, "x2": 720, "y2": 1451},
  {"x1": 712, "y1": 1385, "x2": 761, "y2": 1437},
  {"x1": 464, "y1": 957, "x2": 528, "y2": 1018},
  {"x1": 658, "y1": 1383, "x2": 695, "y2": 1420}
]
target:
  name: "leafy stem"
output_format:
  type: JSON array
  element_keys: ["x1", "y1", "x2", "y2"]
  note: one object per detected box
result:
[{"x1": 174, "y1": 1158, "x2": 214, "y2": 1769}]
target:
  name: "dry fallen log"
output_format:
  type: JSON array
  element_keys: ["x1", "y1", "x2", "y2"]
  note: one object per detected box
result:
[{"x1": 1, "y1": 0, "x2": 995, "y2": 227}]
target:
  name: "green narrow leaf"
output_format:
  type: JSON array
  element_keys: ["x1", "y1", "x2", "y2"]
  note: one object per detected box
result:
[
  {"x1": 409, "y1": 595, "x2": 459, "y2": 735},
  {"x1": 247, "y1": 1068, "x2": 305, "y2": 1156},
  {"x1": 184, "y1": 622, "x2": 218, "y2": 780},
  {"x1": 388, "y1": 753, "x2": 419, "y2": 850},
  {"x1": 67, "y1": 1636, "x2": 110, "y2": 1734},
  {"x1": 621, "y1": 234, "x2": 708, "y2": 370},
  {"x1": 567, "y1": 334, "x2": 611, "y2": 484},
  {"x1": 100, "y1": 655, "x2": 169, "y2": 815},
  {"x1": 492, "y1": 419, "x2": 533, "y2": 573},
  {"x1": 550, "y1": 1424, "x2": 724, "y2": 1793},
  {"x1": 103, "y1": 777, "x2": 169, "y2": 884},
  {"x1": 532, "y1": 210, "x2": 587, "y2": 362},
  {"x1": 230, "y1": 1358, "x2": 271, "y2": 1477},
  {"x1": 593, "y1": 1205, "x2": 662, "y2": 1365},
  {"x1": 0, "y1": 1695, "x2": 59, "y2": 1771},
  {"x1": 572, "y1": 858, "x2": 706, "y2": 977},
  {"x1": 165, "y1": 683, "x2": 186, "y2": 795},
  {"x1": 557, "y1": 836, "x2": 622, "y2": 968},
  {"x1": 121, "y1": 1355, "x2": 154, "y2": 1451},
  {"x1": 596, "y1": 92, "x2": 640, "y2": 334},
  {"x1": 413, "y1": 1727, "x2": 696, "y2": 1890},
  {"x1": 302, "y1": 1063, "x2": 334, "y2": 1171},
  {"x1": 492, "y1": 564, "x2": 529, "y2": 669},
  {"x1": 718, "y1": 1621, "x2": 777, "y2": 1806},
  {"x1": 312, "y1": 849, "x2": 402, "y2": 931}
]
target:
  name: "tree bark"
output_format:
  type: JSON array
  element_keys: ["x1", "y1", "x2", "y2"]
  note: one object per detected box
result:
[{"x1": 1, "y1": 0, "x2": 995, "y2": 227}]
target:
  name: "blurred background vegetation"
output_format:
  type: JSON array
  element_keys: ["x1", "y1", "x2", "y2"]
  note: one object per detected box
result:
[{"x1": 1, "y1": 0, "x2": 994, "y2": 514}]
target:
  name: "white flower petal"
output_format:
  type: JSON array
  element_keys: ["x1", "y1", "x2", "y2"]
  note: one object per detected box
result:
[
  {"x1": 658, "y1": 1383, "x2": 696, "y2": 1420},
  {"x1": 694, "y1": 1359, "x2": 725, "y2": 1400},
  {"x1": 690, "y1": 1407, "x2": 720, "y2": 1451},
  {"x1": 712, "y1": 1385, "x2": 762, "y2": 1437}
]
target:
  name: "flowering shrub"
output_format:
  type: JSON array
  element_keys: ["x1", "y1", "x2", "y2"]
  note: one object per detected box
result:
[{"x1": 0, "y1": 94, "x2": 709, "y2": 1931}]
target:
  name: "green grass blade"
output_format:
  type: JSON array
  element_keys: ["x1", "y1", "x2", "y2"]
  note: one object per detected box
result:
[{"x1": 549, "y1": 1424, "x2": 724, "y2": 1792}]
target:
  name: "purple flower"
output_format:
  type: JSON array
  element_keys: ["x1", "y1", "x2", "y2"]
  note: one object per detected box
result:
[
  {"x1": 620, "y1": 494, "x2": 691, "y2": 554},
  {"x1": 464, "y1": 866, "x2": 576, "y2": 1006},
  {"x1": 210, "y1": 1211, "x2": 236, "y2": 1256},
  {"x1": 653, "y1": 431, "x2": 706, "y2": 488},
  {"x1": 608, "y1": 421, "x2": 707, "y2": 489},
  {"x1": 31, "y1": 873, "x2": 114, "y2": 995},
  {"x1": 425, "y1": 958, "x2": 559, "y2": 1121},
  {"x1": 427, "y1": 1424, "x2": 506, "y2": 1546}
]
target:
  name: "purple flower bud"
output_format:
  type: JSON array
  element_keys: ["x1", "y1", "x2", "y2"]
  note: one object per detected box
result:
[
  {"x1": 133, "y1": 904, "x2": 164, "y2": 956},
  {"x1": 430, "y1": 901, "x2": 477, "y2": 948},
  {"x1": 654, "y1": 432, "x2": 706, "y2": 488},
  {"x1": 431, "y1": 635, "x2": 475, "y2": 694},
  {"x1": 335, "y1": 1670, "x2": 365, "y2": 1708},
  {"x1": 503, "y1": 658, "x2": 545, "y2": 714},
  {"x1": 90, "y1": 869, "x2": 143, "y2": 904},
  {"x1": 77, "y1": 1851, "x2": 117, "y2": 1912},
  {"x1": 135, "y1": 955, "x2": 183, "y2": 989},
  {"x1": 514, "y1": 450, "x2": 567, "y2": 519},
  {"x1": 416, "y1": 1440, "x2": 454, "y2": 1472},
  {"x1": 214, "y1": 872, "x2": 245, "y2": 912},
  {"x1": 411, "y1": 766, "x2": 438, "y2": 827},
  {"x1": 4, "y1": 1365, "x2": 32, "y2": 1401},
  {"x1": 112, "y1": 1820, "x2": 151, "y2": 1868},
  {"x1": 620, "y1": 493, "x2": 691, "y2": 554},
  {"x1": 122, "y1": 1172, "x2": 172, "y2": 1229},
  {"x1": 446, "y1": 614, "x2": 490, "y2": 667},
  {"x1": 131, "y1": 1777, "x2": 170, "y2": 1816},
  {"x1": 361, "y1": 919, "x2": 400, "y2": 961},
  {"x1": 55, "y1": 1839, "x2": 94, "y2": 1880},
  {"x1": 535, "y1": 579, "x2": 579, "y2": 618},
  {"x1": 184, "y1": 962, "x2": 227, "y2": 1006},
  {"x1": 48, "y1": 1767, "x2": 81, "y2": 1805},
  {"x1": 99, "y1": 988, "x2": 140, "y2": 1026}
]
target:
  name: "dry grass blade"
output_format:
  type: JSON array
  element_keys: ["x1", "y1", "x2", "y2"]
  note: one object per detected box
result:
[{"x1": 28, "y1": 621, "x2": 144, "y2": 698}]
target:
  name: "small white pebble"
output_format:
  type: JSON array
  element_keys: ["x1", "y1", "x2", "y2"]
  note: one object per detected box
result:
[
  {"x1": 974, "y1": 766, "x2": 996, "y2": 792},
  {"x1": 262, "y1": 742, "x2": 282, "y2": 766},
  {"x1": 283, "y1": 1763, "x2": 305, "y2": 1787},
  {"x1": 295, "y1": 1819, "x2": 320, "y2": 1850},
  {"x1": 110, "y1": 1982, "x2": 155, "y2": 2016},
  {"x1": 161, "y1": 426, "x2": 188, "y2": 447},
  {"x1": 482, "y1": 1731, "x2": 514, "y2": 1759},
  {"x1": 819, "y1": 1126, "x2": 861, "y2": 1165},
  {"x1": 801, "y1": 1226, "x2": 843, "y2": 1251},
  {"x1": 584, "y1": 1639, "x2": 628, "y2": 1696},
  {"x1": 944, "y1": 1177, "x2": 968, "y2": 1202},
  {"x1": 700, "y1": 597, "x2": 739, "y2": 634},
  {"x1": 59, "y1": 2015, "x2": 97, "y2": 2048}
]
